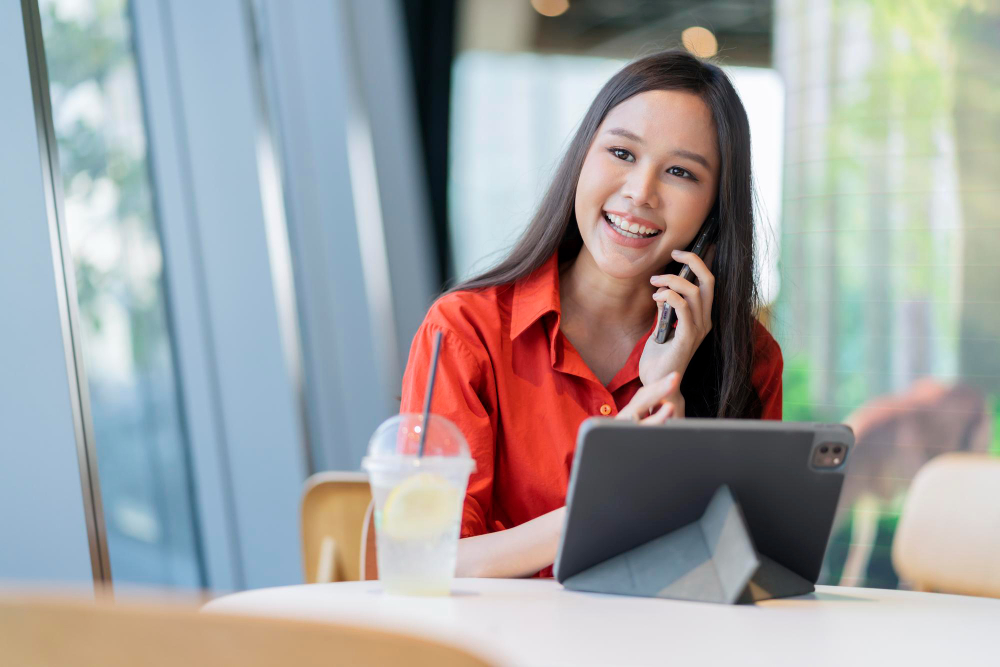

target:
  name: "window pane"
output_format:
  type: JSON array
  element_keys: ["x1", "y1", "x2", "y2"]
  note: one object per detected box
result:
[
  {"x1": 774, "y1": 0, "x2": 1000, "y2": 589},
  {"x1": 39, "y1": 0, "x2": 204, "y2": 589}
]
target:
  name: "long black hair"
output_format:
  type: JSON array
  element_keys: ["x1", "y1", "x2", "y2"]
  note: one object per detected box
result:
[{"x1": 450, "y1": 49, "x2": 762, "y2": 418}]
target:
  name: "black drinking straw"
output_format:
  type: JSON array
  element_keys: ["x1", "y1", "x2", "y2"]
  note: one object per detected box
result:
[{"x1": 417, "y1": 331, "x2": 443, "y2": 457}]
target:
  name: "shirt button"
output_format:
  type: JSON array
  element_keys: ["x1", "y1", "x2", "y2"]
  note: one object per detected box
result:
[{"x1": 599, "y1": 404, "x2": 612, "y2": 416}]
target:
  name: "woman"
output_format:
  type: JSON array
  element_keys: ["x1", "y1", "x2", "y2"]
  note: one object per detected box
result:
[{"x1": 400, "y1": 50, "x2": 782, "y2": 578}]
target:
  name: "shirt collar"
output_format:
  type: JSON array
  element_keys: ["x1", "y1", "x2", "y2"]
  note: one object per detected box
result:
[
  {"x1": 510, "y1": 252, "x2": 562, "y2": 341},
  {"x1": 510, "y1": 251, "x2": 657, "y2": 392}
]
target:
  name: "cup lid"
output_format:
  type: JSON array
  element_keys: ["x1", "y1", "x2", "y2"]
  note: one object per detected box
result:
[{"x1": 363, "y1": 413, "x2": 472, "y2": 461}]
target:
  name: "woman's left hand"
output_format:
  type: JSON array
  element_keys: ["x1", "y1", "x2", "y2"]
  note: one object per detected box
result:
[{"x1": 638, "y1": 247, "x2": 716, "y2": 414}]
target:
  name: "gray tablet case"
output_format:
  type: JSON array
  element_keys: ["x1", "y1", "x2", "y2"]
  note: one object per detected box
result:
[{"x1": 555, "y1": 419, "x2": 852, "y2": 605}]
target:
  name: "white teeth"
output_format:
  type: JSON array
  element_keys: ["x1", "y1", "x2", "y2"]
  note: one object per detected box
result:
[
  {"x1": 615, "y1": 227, "x2": 643, "y2": 239},
  {"x1": 604, "y1": 212, "x2": 660, "y2": 237}
]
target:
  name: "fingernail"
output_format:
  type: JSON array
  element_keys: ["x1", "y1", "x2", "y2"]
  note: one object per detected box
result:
[
  {"x1": 667, "y1": 371, "x2": 678, "y2": 380},
  {"x1": 671, "y1": 249, "x2": 683, "y2": 257}
]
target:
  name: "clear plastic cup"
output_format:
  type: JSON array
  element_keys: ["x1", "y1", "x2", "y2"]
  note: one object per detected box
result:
[{"x1": 362, "y1": 414, "x2": 474, "y2": 596}]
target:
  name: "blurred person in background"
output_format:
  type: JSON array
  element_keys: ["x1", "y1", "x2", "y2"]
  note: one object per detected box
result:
[{"x1": 401, "y1": 50, "x2": 783, "y2": 579}]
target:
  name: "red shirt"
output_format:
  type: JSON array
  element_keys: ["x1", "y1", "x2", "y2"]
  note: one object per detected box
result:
[{"x1": 400, "y1": 252, "x2": 783, "y2": 576}]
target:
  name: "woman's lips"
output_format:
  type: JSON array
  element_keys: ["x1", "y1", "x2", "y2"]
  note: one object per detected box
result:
[{"x1": 600, "y1": 213, "x2": 660, "y2": 248}]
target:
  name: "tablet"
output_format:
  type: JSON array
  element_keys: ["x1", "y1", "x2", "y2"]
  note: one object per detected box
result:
[{"x1": 554, "y1": 419, "x2": 852, "y2": 585}]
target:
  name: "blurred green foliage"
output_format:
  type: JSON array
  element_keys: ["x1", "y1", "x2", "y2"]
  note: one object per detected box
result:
[{"x1": 776, "y1": 0, "x2": 1000, "y2": 589}]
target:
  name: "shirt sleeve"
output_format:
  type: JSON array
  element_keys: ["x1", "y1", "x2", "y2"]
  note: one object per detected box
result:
[
  {"x1": 752, "y1": 322, "x2": 783, "y2": 420},
  {"x1": 399, "y1": 321, "x2": 498, "y2": 538}
]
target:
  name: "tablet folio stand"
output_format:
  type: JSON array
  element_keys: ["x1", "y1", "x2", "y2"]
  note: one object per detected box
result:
[{"x1": 561, "y1": 485, "x2": 815, "y2": 604}]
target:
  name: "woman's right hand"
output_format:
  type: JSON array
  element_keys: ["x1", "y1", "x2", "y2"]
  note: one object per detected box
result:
[
  {"x1": 616, "y1": 371, "x2": 681, "y2": 424},
  {"x1": 456, "y1": 374, "x2": 681, "y2": 578}
]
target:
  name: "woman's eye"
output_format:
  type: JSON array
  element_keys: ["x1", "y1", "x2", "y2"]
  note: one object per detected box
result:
[
  {"x1": 609, "y1": 148, "x2": 635, "y2": 163},
  {"x1": 667, "y1": 166, "x2": 695, "y2": 180}
]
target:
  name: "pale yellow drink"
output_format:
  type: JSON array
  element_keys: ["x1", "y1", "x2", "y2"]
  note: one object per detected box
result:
[{"x1": 363, "y1": 415, "x2": 473, "y2": 596}]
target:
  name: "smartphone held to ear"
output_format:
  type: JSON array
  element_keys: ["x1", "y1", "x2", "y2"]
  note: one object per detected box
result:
[{"x1": 653, "y1": 216, "x2": 719, "y2": 344}]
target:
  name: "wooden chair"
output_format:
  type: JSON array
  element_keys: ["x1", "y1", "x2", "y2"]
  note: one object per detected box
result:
[
  {"x1": 361, "y1": 498, "x2": 378, "y2": 581},
  {"x1": 892, "y1": 453, "x2": 1000, "y2": 598},
  {"x1": 0, "y1": 595, "x2": 494, "y2": 667},
  {"x1": 301, "y1": 472, "x2": 372, "y2": 583},
  {"x1": 838, "y1": 380, "x2": 991, "y2": 586}
]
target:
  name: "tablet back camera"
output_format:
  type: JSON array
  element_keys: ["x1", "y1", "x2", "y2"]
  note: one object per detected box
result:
[{"x1": 812, "y1": 442, "x2": 848, "y2": 469}]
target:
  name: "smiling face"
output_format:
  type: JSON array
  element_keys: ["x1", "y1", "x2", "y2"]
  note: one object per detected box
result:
[{"x1": 574, "y1": 89, "x2": 720, "y2": 279}]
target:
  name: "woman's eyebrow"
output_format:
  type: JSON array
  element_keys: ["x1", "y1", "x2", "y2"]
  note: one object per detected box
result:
[
  {"x1": 669, "y1": 149, "x2": 711, "y2": 171},
  {"x1": 607, "y1": 127, "x2": 645, "y2": 144},
  {"x1": 605, "y1": 127, "x2": 711, "y2": 170}
]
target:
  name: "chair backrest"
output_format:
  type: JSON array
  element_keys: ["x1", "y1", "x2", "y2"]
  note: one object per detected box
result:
[
  {"x1": 301, "y1": 472, "x2": 372, "y2": 583},
  {"x1": 361, "y1": 498, "x2": 378, "y2": 581},
  {"x1": 892, "y1": 453, "x2": 1000, "y2": 598},
  {"x1": 0, "y1": 596, "x2": 494, "y2": 667}
]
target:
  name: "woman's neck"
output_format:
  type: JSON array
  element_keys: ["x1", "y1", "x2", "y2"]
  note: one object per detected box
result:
[{"x1": 559, "y1": 249, "x2": 654, "y2": 337}]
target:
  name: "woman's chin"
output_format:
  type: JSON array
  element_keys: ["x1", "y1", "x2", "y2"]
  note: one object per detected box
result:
[
  {"x1": 590, "y1": 235, "x2": 665, "y2": 278},
  {"x1": 591, "y1": 249, "x2": 659, "y2": 280}
]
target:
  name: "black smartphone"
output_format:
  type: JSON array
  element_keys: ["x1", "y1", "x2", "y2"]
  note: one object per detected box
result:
[{"x1": 653, "y1": 215, "x2": 719, "y2": 344}]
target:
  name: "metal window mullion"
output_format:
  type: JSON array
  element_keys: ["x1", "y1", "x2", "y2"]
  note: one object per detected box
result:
[
  {"x1": 130, "y1": 0, "x2": 245, "y2": 592},
  {"x1": 157, "y1": 0, "x2": 308, "y2": 588}
]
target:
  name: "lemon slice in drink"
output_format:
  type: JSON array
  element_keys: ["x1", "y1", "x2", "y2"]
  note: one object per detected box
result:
[{"x1": 382, "y1": 473, "x2": 460, "y2": 540}]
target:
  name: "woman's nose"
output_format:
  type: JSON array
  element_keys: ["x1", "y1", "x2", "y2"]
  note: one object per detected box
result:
[{"x1": 621, "y1": 165, "x2": 659, "y2": 209}]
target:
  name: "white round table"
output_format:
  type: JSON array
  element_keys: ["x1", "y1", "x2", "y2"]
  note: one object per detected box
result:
[{"x1": 204, "y1": 578, "x2": 1000, "y2": 666}]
